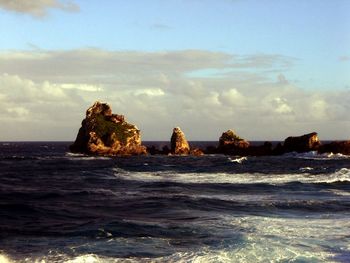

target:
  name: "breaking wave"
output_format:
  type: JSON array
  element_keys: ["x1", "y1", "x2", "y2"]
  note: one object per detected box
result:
[{"x1": 112, "y1": 167, "x2": 350, "y2": 185}]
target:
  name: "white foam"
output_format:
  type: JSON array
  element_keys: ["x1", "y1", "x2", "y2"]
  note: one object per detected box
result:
[
  {"x1": 0, "y1": 254, "x2": 12, "y2": 263},
  {"x1": 220, "y1": 216, "x2": 349, "y2": 262},
  {"x1": 66, "y1": 254, "x2": 106, "y2": 263},
  {"x1": 112, "y1": 167, "x2": 350, "y2": 185},
  {"x1": 299, "y1": 167, "x2": 313, "y2": 171},
  {"x1": 65, "y1": 152, "x2": 111, "y2": 161},
  {"x1": 3, "y1": 214, "x2": 349, "y2": 263},
  {"x1": 315, "y1": 168, "x2": 350, "y2": 183},
  {"x1": 65, "y1": 152, "x2": 86, "y2": 157},
  {"x1": 322, "y1": 152, "x2": 350, "y2": 159},
  {"x1": 284, "y1": 151, "x2": 350, "y2": 160},
  {"x1": 228, "y1": 156, "x2": 247, "y2": 164}
]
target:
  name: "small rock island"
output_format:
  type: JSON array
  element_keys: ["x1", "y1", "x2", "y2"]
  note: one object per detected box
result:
[
  {"x1": 170, "y1": 127, "x2": 190, "y2": 155},
  {"x1": 70, "y1": 101, "x2": 350, "y2": 157},
  {"x1": 169, "y1": 127, "x2": 204, "y2": 156},
  {"x1": 70, "y1": 101, "x2": 147, "y2": 156}
]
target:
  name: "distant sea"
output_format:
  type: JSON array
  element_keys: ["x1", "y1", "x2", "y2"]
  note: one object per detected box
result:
[{"x1": 1, "y1": 141, "x2": 350, "y2": 262}]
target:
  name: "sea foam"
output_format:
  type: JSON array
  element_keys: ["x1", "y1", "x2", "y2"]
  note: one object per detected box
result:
[{"x1": 112, "y1": 167, "x2": 350, "y2": 185}]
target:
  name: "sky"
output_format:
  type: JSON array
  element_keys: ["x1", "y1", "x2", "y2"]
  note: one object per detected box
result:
[{"x1": 0, "y1": 0, "x2": 349, "y2": 141}]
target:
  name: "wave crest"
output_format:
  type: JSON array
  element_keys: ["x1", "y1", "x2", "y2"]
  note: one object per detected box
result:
[{"x1": 112, "y1": 166, "x2": 350, "y2": 185}]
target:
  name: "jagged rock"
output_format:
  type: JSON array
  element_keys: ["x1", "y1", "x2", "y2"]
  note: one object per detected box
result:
[
  {"x1": 190, "y1": 148, "x2": 204, "y2": 156},
  {"x1": 205, "y1": 145, "x2": 218, "y2": 154},
  {"x1": 272, "y1": 142, "x2": 285, "y2": 155},
  {"x1": 217, "y1": 129, "x2": 250, "y2": 155},
  {"x1": 162, "y1": 145, "x2": 171, "y2": 155},
  {"x1": 70, "y1": 101, "x2": 147, "y2": 156},
  {"x1": 282, "y1": 132, "x2": 321, "y2": 153},
  {"x1": 170, "y1": 127, "x2": 190, "y2": 155},
  {"x1": 318, "y1": 141, "x2": 350, "y2": 155},
  {"x1": 218, "y1": 130, "x2": 250, "y2": 148},
  {"x1": 246, "y1": 142, "x2": 273, "y2": 156}
]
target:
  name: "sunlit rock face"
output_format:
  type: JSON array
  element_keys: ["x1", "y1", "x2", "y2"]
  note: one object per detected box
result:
[
  {"x1": 282, "y1": 132, "x2": 321, "y2": 153},
  {"x1": 170, "y1": 127, "x2": 190, "y2": 155},
  {"x1": 217, "y1": 129, "x2": 250, "y2": 155},
  {"x1": 70, "y1": 101, "x2": 147, "y2": 156},
  {"x1": 190, "y1": 148, "x2": 204, "y2": 156},
  {"x1": 318, "y1": 141, "x2": 350, "y2": 155}
]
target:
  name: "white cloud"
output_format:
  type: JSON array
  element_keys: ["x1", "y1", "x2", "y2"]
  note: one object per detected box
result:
[
  {"x1": 273, "y1": 97, "x2": 293, "y2": 114},
  {"x1": 0, "y1": 0, "x2": 79, "y2": 17},
  {"x1": 219, "y1": 88, "x2": 246, "y2": 107},
  {"x1": 133, "y1": 88, "x2": 165, "y2": 97},
  {"x1": 310, "y1": 99, "x2": 328, "y2": 120},
  {"x1": 61, "y1": 84, "x2": 103, "y2": 92},
  {"x1": 7, "y1": 107, "x2": 30, "y2": 119},
  {"x1": 0, "y1": 49, "x2": 349, "y2": 141},
  {"x1": 0, "y1": 73, "x2": 105, "y2": 140}
]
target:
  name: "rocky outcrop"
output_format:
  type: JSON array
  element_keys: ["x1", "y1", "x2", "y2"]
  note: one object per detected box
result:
[
  {"x1": 217, "y1": 129, "x2": 250, "y2": 155},
  {"x1": 282, "y1": 132, "x2": 321, "y2": 153},
  {"x1": 190, "y1": 148, "x2": 204, "y2": 156},
  {"x1": 318, "y1": 141, "x2": 350, "y2": 155},
  {"x1": 246, "y1": 142, "x2": 273, "y2": 156},
  {"x1": 70, "y1": 101, "x2": 147, "y2": 156},
  {"x1": 170, "y1": 127, "x2": 190, "y2": 155}
]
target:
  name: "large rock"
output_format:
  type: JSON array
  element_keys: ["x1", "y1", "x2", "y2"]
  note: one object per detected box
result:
[
  {"x1": 282, "y1": 132, "x2": 321, "y2": 153},
  {"x1": 318, "y1": 141, "x2": 350, "y2": 155},
  {"x1": 170, "y1": 127, "x2": 190, "y2": 155},
  {"x1": 70, "y1": 101, "x2": 147, "y2": 156},
  {"x1": 246, "y1": 142, "x2": 273, "y2": 156},
  {"x1": 217, "y1": 129, "x2": 250, "y2": 155}
]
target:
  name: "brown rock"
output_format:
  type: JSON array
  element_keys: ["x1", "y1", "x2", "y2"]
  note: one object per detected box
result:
[
  {"x1": 318, "y1": 141, "x2": 350, "y2": 155},
  {"x1": 70, "y1": 101, "x2": 147, "y2": 156},
  {"x1": 283, "y1": 132, "x2": 321, "y2": 153},
  {"x1": 190, "y1": 148, "x2": 204, "y2": 156},
  {"x1": 217, "y1": 129, "x2": 250, "y2": 155},
  {"x1": 170, "y1": 127, "x2": 190, "y2": 155},
  {"x1": 246, "y1": 142, "x2": 273, "y2": 156}
]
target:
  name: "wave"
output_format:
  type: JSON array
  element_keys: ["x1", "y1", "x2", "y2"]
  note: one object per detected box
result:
[
  {"x1": 2, "y1": 155, "x2": 39, "y2": 161},
  {"x1": 65, "y1": 152, "x2": 111, "y2": 161},
  {"x1": 283, "y1": 151, "x2": 350, "y2": 160},
  {"x1": 112, "y1": 167, "x2": 350, "y2": 185},
  {"x1": 0, "y1": 253, "x2": 108, "y2": 263},
  {"x1": 299, "y1": 167, "x2": 314, "y2": 171},
  {"x1": 0, "y1": 254, "x2": 11, "y2": 263},
  {"x1": 317, "y1": 168, "x2": 350, "y2": 183},
  {"x1": 227, "y1": 156, "x2": 247, "y2": 164},
  {"x1": 4, "y1": 225, "x2": 346, "y2": 263}
]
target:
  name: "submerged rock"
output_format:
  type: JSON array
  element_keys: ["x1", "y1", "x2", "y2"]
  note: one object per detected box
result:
[
  {"x1": 70, "y1": 101, "x2": 147, "y2": 156},
  {"x1": 170, "y1": 127, "x2": 190, "y2": 155},
  {"x1": 282, "y1": 132, "x2": 321, "y2": 153}
]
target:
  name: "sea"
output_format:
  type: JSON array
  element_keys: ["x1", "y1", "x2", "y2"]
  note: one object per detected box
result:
[{"x1": 0, "y1": 141, "x2": 349, "y2": 263}]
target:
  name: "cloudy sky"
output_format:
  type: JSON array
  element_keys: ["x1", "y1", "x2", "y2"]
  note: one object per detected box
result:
[{"x1": 0, "y1": 0, "x2": 349, "y2": 141}]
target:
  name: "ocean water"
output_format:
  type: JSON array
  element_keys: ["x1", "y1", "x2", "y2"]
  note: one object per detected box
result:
[{"x1": 0, "y1": 142, "x2": 350, "y2": 263}]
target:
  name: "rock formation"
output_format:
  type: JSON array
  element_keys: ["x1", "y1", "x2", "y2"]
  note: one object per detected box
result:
[
  {"x1": 217, "y1": 129, "x2": 250, "y2": 155},
  {"x1": 190, "y1": 148, "x2": 204, "y2": 156},
  {"x1": 282, "y1": 132, "x2": 321, "y2": 153},
  {"x1": 170, "y1": 127, "x2": 190, "y2": 155},
  {"x1": 246, "y1": 142, "x2": 273, "y2": 156},
  {"x1": 318, "y1": 141, "x2": 350, "y2": 155},
  {"x1": 70, "y1": 101, "x2": 147, "y2": 156}
]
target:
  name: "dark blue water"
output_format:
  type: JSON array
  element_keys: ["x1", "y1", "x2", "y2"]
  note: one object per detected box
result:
[{"x1": 0, "y1": 142, "x2": 350, "y2": 262}]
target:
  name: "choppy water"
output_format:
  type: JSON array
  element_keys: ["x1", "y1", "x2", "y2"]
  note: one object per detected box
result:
[{"x1": 0, "y1": 142, "x2": 350, "y2": 262}]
